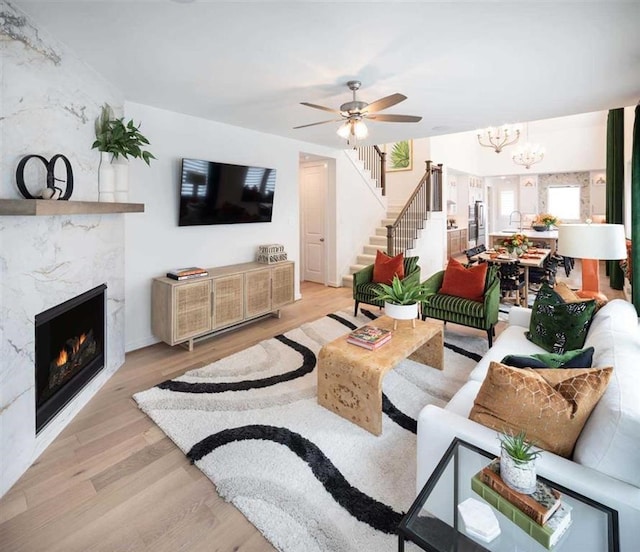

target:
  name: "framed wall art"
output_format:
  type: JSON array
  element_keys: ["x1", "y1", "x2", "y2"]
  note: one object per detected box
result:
[{"x1": 385, "y1": 139, "x2": 413, "y2": 172}]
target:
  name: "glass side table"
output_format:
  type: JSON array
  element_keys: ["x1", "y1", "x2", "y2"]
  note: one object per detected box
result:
[{"x1": 398, "y1": 438, "x2": 619, "y2": 552}]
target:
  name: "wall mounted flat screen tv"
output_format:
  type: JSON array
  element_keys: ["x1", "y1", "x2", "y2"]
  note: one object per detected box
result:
[{"x1": 179, "y1": 158, "x2": 276, "y2": 226}]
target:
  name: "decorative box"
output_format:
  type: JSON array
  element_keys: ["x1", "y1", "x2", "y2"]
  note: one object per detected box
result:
[
  {"x1": 256, "y1": 252, "x2": 288, "y2": 264},
  {"x1": 257, "y1": 244, "x2": 285, "y2": 254}
]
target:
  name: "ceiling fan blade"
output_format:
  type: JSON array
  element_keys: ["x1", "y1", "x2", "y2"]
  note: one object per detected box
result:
[
  {"x1": 363, "y1": 93, "x2": 407, "y2": 113},
  {"x1": 293, "y1": 118, "x2": 342, "y2": 129},
  {"x1": 367, "y1": 114, "x2": 422, "y2": 123},
  {"x1": 300, "y1": 102, "x2": 341, "y2": 114}
]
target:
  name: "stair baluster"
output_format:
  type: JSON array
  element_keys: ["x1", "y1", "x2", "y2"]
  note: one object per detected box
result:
[
  {"x1": 355, "y1": 145, "x2": 386, "y2": 196},
  {"x1": 386, "y1": 161, "x2": 443, "y2": 256}
]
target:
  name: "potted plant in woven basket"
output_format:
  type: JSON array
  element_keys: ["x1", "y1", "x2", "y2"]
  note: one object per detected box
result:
[
  {"x1": 373, "y1": 275, "x2": 431, "y2": 328},
  {"x1": 499, "y1": 430, "x2": 541, "y2": 494}
]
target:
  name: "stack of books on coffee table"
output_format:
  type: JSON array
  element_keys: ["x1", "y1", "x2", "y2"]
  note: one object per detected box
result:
[
  {"x1": 346, "y1": 325, "x2": 392, "y2": 350},
  {"x1": 471, "y1": 459, "x2": 572, "y2": 549}
]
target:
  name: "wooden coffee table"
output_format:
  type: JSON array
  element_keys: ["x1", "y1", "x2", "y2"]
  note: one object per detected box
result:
[{"x1": 317, "y1": 316, "x2": 444, "y2": 435}]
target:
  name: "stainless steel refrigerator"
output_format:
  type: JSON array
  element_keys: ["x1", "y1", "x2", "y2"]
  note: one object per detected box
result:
[{"x1": 468, "y1": 201, "x2": 485, "y2": 247}]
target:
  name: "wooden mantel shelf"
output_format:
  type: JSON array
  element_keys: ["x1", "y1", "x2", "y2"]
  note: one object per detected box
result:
[{"x1": 0, "y1": 199, "x2": 145, "y2": 216}]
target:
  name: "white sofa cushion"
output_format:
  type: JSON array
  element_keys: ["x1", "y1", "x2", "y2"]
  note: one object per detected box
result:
[
  {"x1": 464, "y1": 299, "x2": 640, "y2": 487},
  {"x1": 573, "y1": 300, "x2": 640, "y2": 487}
]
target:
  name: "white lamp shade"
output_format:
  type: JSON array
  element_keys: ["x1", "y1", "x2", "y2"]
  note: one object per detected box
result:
[
  {"x1": 353, "y1": 120, "x2": 368, "y2": 139},
  {"x1": 557, "y1": 223, "x2": 627, "y2": 260},
  {"x1": 336, "y1": 122, "x2": 351, "y2": 139}
]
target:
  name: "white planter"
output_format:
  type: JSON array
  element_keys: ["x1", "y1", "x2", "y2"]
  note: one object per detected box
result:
[
  {"x1": 384, "y1": 301, "x2": 418, "y2": 320},
  {"x1": 98, "y1": 152, "x2": 115, "y2": 201},
  {"x1": 113, "y1": 158, "x2": 129, "y2": 202},
  {"x1": 500, "y1": 452, "x2": 537, "y2": 494}
]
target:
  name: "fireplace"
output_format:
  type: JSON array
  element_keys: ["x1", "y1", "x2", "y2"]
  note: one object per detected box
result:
[{"x1": 35, "y1": 284, "x2": 106, "y2": 433}]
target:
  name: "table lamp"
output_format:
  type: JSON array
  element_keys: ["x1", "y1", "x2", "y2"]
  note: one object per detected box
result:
[{"x1": 557, "y1": 223, "x2": 627, "y2": 302}]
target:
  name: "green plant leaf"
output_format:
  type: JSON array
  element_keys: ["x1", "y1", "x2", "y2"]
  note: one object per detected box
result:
[
  {"x1": 390, "y1": 140, "x2": 410, "y2": 169},
  {"x1": 91, "y1": 105, "x2": 154, "y2": 164}
]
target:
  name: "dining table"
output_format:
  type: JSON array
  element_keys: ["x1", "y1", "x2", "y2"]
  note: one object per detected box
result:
[{"x1": 473, "y1": 247, "x2": 551, "y2": 305}]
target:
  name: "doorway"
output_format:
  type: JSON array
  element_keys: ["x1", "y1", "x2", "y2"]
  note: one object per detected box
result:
[{"x1": 300, "y1": 161, "x2": 328, "y2": 284}]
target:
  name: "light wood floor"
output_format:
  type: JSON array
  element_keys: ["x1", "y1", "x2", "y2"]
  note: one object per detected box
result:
[{"x1": 0, "y1": 267, "x2": 625, "y2": 552}]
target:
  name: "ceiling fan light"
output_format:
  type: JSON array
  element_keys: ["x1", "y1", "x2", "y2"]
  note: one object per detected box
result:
[
  {"x1": 353, "y1": 120, "x2": 368, "y2": 139},
  {"x1": 336, "y1": 122, "x2": 351, "y2": 139}
]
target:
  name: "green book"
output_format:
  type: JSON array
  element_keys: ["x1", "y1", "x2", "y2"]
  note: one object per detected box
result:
[{"x1": 471, "y1": 475, "x2": 572, "y2": 549}]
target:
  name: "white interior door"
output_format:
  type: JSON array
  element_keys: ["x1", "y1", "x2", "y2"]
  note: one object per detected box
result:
[{"x1": 300, "y1": 163, "x2": 327, "y2": 284}]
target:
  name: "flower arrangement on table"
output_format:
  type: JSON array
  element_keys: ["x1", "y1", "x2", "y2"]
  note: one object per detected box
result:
[
  {"x1": 534, "y1": 213, "x2": 559, "y2": 229},
  {"x1": 501, "y1": 233, "x2": 533, "y2": 257}
]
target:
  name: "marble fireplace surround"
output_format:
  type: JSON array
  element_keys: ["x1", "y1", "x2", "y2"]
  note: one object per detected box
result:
[{"x1": 0, "y1": 207, "x2": 135, "y2": 497}]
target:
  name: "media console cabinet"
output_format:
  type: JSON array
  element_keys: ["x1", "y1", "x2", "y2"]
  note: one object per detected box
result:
[{"x1": 152, "y1": 261, "x2": 294, "y2": 350}]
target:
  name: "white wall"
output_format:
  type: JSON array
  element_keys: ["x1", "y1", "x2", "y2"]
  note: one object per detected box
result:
[
  {"x1": 125, "y1": 102, "x2": 334, "y2": 350},
  {"x1": 384, "y1": 138, "x2": 432, "y2": 203},
  {"x1": 430, "y1": 131, "x2": 482, "y2": 176},
  {"x1": 334, "y1": 151, "x2": 387, "y2": 283}
]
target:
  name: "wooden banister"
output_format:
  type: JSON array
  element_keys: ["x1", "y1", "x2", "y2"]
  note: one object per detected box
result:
[
  {"x1": 386, "y1": 161, "x2": 443, "y2": 256},
  {"x1": 355, "y1": 145, "x2": 386, "y2": 195}
]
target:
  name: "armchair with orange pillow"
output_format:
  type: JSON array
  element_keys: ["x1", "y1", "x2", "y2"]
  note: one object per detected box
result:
[
  {"x1": 421, "y1": 258, "x2": 500, "y2": 346},
  {"x1": 352, "y1": 252, "x2": 420, "y2": 316}
]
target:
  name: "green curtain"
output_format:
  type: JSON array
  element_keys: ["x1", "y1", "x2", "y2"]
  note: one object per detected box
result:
[
  {"x1": 605, "y1": 108, "x2": 624, "y2": 290},
  {"x1": 632, "y1": 104, "x2": 640, "y2": 313}
]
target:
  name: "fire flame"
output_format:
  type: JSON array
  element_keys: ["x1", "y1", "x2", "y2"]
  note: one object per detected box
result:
[
  {"x1": 56, "y1": 349, "x2": 68, "y2": 366},
  {"x1": 73, "y1": 333, "x2": 87, "y2": 355},
  {"x1": 54, "y1": 332, "x2": 87, "y2": 366}
]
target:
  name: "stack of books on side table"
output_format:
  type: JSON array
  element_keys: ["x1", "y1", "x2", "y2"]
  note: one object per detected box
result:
[
  {"x1": 471, "y1": 459, "x2": 573, "y2": 549},
  {"x1": 166, "y1": 267, "x2": 209, "y2": 281},
  {"x1": 346, "y1": 325, "x2": 392, "y2": 350}
]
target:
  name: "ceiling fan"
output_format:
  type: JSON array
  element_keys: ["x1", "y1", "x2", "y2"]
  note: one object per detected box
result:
[{"x1": 294, "y1": 80, "x2": 422, "y2": 142}]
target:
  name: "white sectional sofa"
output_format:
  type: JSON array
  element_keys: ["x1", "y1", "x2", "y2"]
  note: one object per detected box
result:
[{"x1": 416, "y1": 299, "x2": 640, "y2": 551}]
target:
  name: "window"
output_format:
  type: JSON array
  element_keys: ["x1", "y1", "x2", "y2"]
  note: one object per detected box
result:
[
  {"x1": 547, "y1": 186, "x2": 580, "y2": 221},
  {"x1": 499, "y1": 190, "x2": 515, "y2": 217}
]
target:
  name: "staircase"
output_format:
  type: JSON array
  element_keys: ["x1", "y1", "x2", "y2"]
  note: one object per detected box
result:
[
  {"x1": 341, "y1": 202, "x2": 410, "y2": 287},
  {"x1": 341, "y1": 158, "x2": 443, "y2": 288}
]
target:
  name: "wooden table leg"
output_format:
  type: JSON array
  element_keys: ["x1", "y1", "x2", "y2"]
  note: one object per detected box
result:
[
  {"x1": 408, "y1": 328, "x2": 444, "y2": 370},
  {"x1": 317, "y1": 348, "x2": 383, "y2": 435}
]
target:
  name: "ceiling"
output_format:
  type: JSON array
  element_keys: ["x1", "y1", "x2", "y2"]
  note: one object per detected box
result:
[{"x1": 16, "y1": 1, "x2": 640, "y2": 149}]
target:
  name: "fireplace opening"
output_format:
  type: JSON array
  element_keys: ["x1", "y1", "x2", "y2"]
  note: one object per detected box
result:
[{"x1": 35, "y1": 284, "x2": 106, "y2": 434}]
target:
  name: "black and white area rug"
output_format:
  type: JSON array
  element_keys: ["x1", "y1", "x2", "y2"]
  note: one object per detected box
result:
[{"x1": 134, "y1": 309, "x2": 487, "y2": 551}]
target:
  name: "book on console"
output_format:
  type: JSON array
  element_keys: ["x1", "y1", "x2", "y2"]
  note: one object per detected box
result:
[
  {"x1": 167, "y1": 266, "x2": 207, "y2": 277},
  {"x1": 348, "y1": 325, "x2": 392, "y2": 344},
  {"x1": 346, "y1": 334, "x2": 392, "y2": 350},
  {"x1": 471, "y1": 475, "x2": 572, "y2": 549},
  {"x1": 166, "y1": 271, "x2": 209, "y2": 281},
  {"x1": 480, "y1": 459, "x2": 562, "y2": 525}
]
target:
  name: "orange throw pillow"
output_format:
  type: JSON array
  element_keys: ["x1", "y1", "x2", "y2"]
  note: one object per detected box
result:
[
  {"x1": 439, "y1": 257, "x2": 487, "y2": 302},
  {"x1": 372, "y1": 251, "x2": 405, "y2": 285}
]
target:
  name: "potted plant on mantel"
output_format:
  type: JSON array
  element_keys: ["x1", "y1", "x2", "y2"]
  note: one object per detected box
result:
[
  {"x1": 499, "y1": 430, "x2": 541, "y2": 495},
  {"x1": 373, "y1": 275, "x2": 432, "y2": 329},
  {"x1": 92, "y1": 104, "x2": 155, "y2": 203}
]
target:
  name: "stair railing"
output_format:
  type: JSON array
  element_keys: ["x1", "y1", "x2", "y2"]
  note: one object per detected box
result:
[
  {"x1": 355, "y1": 145, "x2": 386, "y2": 196},
  {"x1": 386, "y1": 160, "x2": 443, "y2": 256}
]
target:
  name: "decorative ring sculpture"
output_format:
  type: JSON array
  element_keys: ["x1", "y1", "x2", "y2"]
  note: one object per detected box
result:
[{"x1": 16, "y1": 154, "x2": 74, "y2": 200}]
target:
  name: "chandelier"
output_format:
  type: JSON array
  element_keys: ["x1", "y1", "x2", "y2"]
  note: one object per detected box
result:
[
  {"x1": 512, "y1": 123, "x2": 544, "y2": 169},
  {"x1": 476, "y1": 124, "x2": 520, "y2": 153},
  {"x1": 512, "y1": 144, "x2": 545, "y2": 169}
]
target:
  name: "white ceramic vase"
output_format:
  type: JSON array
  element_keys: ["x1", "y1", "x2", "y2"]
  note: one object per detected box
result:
[
  {"x1": 113, "y1": 158, "x2": 129, "y2": 202},
  {"x1": 500, "y1": 452, "x2": 537, "y2": 494},
  {"x1": 98, "y1": 152, "x2": 115, "y2": 202}
]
